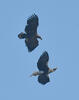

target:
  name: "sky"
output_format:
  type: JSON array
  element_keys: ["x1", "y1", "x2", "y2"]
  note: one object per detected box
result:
[{"x1": 0, "y1": 0, "x2": 79, "y2": 100}]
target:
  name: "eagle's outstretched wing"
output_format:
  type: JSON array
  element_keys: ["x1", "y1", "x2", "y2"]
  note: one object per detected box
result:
[
  {"x1": 25, "y1": 14, "x2": 39, "y2": 37},
  {"x1": 37, "y1": 51, "x2": 49, "y2": 73}
]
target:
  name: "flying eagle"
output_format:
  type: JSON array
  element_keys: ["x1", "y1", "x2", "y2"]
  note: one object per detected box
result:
[
  {"x1": 31, "y1": 51, "x2": 57, "y2": 85},
  {"x1": 18, "y1": 14, "x2": 42, "y2": 52}
]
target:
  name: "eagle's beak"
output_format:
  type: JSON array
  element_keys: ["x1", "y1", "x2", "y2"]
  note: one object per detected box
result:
[{"x1": 53, "y1": 67, "x2": 58, "y2": 72}]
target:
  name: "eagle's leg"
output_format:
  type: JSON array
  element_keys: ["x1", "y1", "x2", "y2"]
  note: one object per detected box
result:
[{"x1": 36, "y1": 34, "x2": 42, "y2": 40}]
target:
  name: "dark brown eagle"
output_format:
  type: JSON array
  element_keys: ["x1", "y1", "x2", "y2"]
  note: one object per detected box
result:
[
  {"x1": 31, "y1": 51, "x2": 57, "y2": 85},
  {"x1": 18, "y1": 14, "x2": 42, "y2": 52}
]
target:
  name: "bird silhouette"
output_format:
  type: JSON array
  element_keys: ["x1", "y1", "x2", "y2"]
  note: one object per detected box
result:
[
  {"x1": 18, "y1": 14, "x2": 42, "y2": 52},
  {"x1": 31, "y1": 51, "x2": 57, "y2": 85}
]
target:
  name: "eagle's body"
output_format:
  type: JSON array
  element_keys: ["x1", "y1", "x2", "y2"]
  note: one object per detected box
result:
[
  {"x1": 31, "y1": 51, "x2": 57, "y2": 85},
  {"x1": 18, "y1": 14, "x2": 42, "y2": 52}
]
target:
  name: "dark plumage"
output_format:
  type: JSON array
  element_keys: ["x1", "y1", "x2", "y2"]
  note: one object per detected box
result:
[
  {"x1": 25, "y1": 14, "x2": 39, "y2": 36},
  {"x1": 38, "y1": 75, "x2": 50, "y2": 85},
  {"x1": 31, "y1": 51, "x2": 57, "y2": 85},
  {"x1": 18, "y1": 14, "x2": 42, "y2": 52},
  {"x1": 37, "y1": 51, "x2": 49, "y2": 74},
  {"x1": 37, "y1": 51, "x2": 49, "y2": 84}
]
